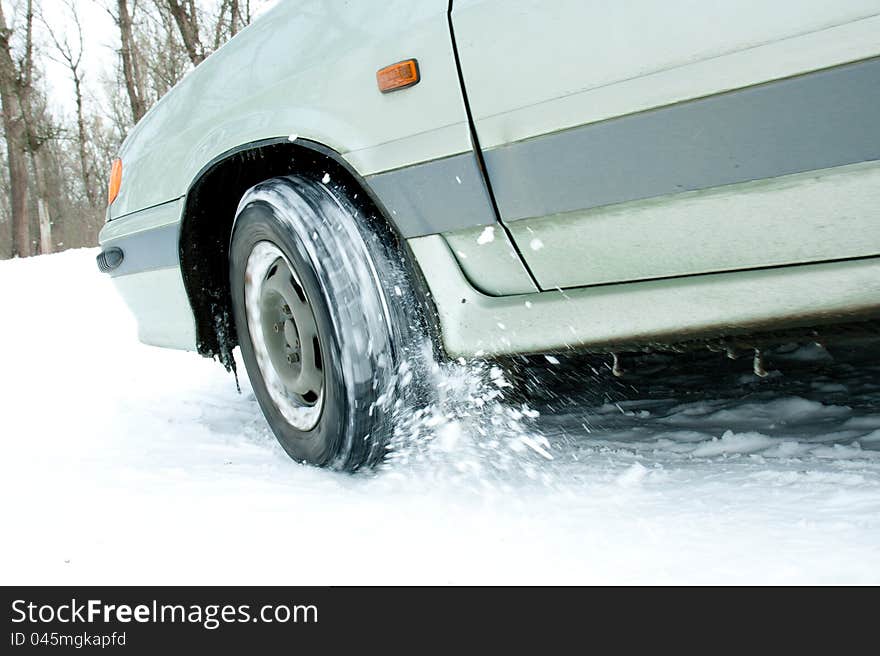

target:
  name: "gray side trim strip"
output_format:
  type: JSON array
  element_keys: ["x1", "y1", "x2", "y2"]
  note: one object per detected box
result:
[
  {"x1": 100, "y1": 221, "x2": 180, "y2": 277},
  {"x1": 484, "y1": 57, "x2": 880, "y2": 221},
  {"x1": 365, "y1": 152, "x2": 496, "y2": 238}
]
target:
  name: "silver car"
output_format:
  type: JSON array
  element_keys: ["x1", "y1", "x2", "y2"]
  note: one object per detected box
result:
[{"x1": 98, "y1": 0, "x2": 880, "y2": 468}]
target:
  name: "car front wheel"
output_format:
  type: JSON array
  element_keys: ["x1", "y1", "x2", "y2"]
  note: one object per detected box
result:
[{"x1": 229, "y1": 175, "x2": 424, "y2": 470}]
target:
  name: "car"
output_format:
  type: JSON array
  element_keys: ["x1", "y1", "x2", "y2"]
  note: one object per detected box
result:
[{"x1": 97, "y1": 0, "x2": 880, "y2": 469}]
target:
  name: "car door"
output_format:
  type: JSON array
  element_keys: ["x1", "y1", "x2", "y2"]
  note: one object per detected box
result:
[{"x1": 450, "y1": 0, "x2": 880, "y2": 289}]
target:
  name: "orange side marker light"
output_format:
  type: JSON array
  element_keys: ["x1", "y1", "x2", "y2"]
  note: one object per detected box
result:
[
  {"x1": 377, "y1": 59, "x2": 420, "y2": 93},
  {"x1": 108, "y1": 158, "x2": 123, "y2": 205}
]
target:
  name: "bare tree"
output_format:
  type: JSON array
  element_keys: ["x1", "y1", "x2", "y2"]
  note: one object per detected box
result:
[
  {"x1": 42, "y1": 1, "x2": 100, "y2": 208},
  {"x1": 18, "y1": 78, "x2": 64, "y2": 255},
  {"x1": 106, "y1": 0, "x2": 192, "y2": 126},
  {"x1": 160, "y1": 0, "x2": 205, "y2": 66},
  {"x1": 229, "y1": 0, "x2": 240, "y2": 37},
  {"x1": 0, "y1": 138, "x2": 12, "y2": 254},
  {"x1": 211, "y1": 0, "x2": 229, "y2": 49},
  {"x1": 112, "y1": 0, "x2": 147, "y2": 123},
  {"x1": 29, "y1": 145, "x2": 51, "y2": 253},
  {"x1": 161, "y1": 0, "x2": 248, "y2": 66},
  {"x1": 0, "y1": 0, "x2": 34, "y2": 257},
  {"x1": 142, "y1": 4, "x2": 190, "y2": 97},
  {"x1": 212, "y1": 0, "x2": 246, "y2": 48}
]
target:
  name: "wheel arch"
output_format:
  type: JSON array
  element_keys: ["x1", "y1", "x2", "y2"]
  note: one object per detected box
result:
[{"x1": 178, "y1": 137, "x2": 437, "y2": 370}]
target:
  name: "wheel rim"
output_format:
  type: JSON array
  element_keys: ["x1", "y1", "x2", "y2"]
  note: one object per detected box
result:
[{"x1": 244, "y1": 241, "x2": 324, "y2": 430}]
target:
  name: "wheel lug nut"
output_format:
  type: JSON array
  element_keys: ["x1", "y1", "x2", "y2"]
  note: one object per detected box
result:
[
  {"x1": 287, "y1": 353, "x2": 300, "y2": 364},
  {"x1": 273, "y1": 323, "x2": 281, "y2": 333},
  {"x1": 282, "y1": 304, "x2": 292, "y2": 316}
]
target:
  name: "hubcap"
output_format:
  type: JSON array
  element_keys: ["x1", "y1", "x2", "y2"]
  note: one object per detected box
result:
[{"x1": 244, "y1": 242, "x2": 324, "y2": 430}]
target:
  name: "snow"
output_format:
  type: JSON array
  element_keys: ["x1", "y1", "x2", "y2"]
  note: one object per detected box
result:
[{"x1": 2, "y1": 249, "x2": 880, "y2": 584}]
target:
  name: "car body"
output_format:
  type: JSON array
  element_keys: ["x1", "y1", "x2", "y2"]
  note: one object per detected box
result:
[{"x1": 98, "y1": 1, "x2": 880, "y2": 465}]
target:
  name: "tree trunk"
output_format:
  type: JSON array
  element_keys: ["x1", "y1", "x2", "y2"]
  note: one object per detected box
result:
[
  {"x1": 72, "y1": 74, "x2": 98, "y2": 208},
  {"x1": 117, "y1": 0, "x2": 147, "y2": 122},
  {"x1": 5, "y1": 128, "x2": 29, "y2": 257},
  {"x1": 36, "y1": 197, "x2": 51, "y2": 254},
  {"x1": 164, "y1": 0, "x2": 206, "y2": 66},
  {"x1": 230, "y1": 0, "x2": 241, "y2": 36},
  {"x1": 0, "y1": 3, "x2": 30, "y2": 257},
  {"x1": 29, "y1": 150, "x2": 52, "y2": 255}
]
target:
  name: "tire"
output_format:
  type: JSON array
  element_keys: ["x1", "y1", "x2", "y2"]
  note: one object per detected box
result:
[{"x1": 229, "y1": 175, "x2": 426, "y2": 470}]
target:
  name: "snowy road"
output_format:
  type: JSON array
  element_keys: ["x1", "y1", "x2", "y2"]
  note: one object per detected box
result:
[{"x1": 2, "y1": 249, "x2": 879, "y2": 584}]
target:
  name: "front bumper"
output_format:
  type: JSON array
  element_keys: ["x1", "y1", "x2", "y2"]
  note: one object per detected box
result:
[{"x1": 98, "y1": 199, "x2": 197, "y2": 351}]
